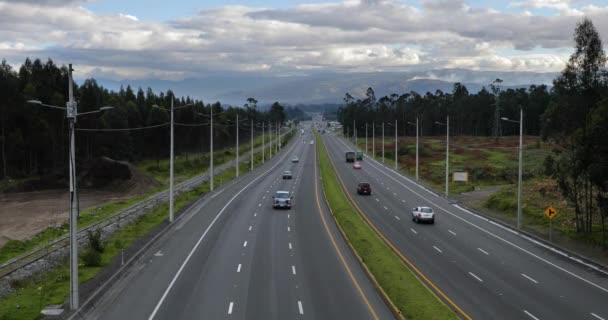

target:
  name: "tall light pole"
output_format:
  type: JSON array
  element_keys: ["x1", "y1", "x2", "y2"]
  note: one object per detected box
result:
[
  {"x1": 372, "y1": 121, "x2": 375, "y2": 159},
  {"x1": 395, "y1": 120, "x2": 398, "y2": 170},
  {"x1": 262, "y1": 123, "x2": 265, "y2": 164},
  {"x1": 210, "y1": 106, "x2": 214, "y2": 191},
  {"x1": 250, "y1": 120, "x2": 254, "y2": 171},
  {"x1": 502, "y1": 107, "x2": 524, "y2": 229},
  {"x1": 236, "y1": 113, "x2": 239, "y2": 177},
  {"x1": 382, "y1": 122, "x2": 385, "y2": 163},
  {"x1": 269, "y1": 122, "x2": 272, "y2": 158},
  {"x1": 155, "y1": 99, "x2": 194, "y2": 222},
  {"x1": 435, "y1": 115, "x2": 449, "y2": 198},
  {"x1": 407, "y1": 117, "x2": 419, "y2": 181},
  {"x1": 28, "y1": 64, "x2": 113, "y2": 310},
  {"x1": 365, "y1": 123, "x2": 368, "y2": 156}
]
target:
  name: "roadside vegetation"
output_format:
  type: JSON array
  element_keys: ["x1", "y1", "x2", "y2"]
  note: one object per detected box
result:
[
  {"x1": 0, "y1": 132, "x2": 293, "y2": 320},
  {"x1": 316, "y1": 133, "x2": 457, "y2": 320}
]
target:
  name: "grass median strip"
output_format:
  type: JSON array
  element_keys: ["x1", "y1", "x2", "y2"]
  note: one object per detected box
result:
[{"x1": 316, "y1": 133, "x2": 458, "y2": 320}]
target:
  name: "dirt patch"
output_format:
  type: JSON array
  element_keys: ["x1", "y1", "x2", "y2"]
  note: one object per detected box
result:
[{"x1": 0, "y1": 158, "x2": 160, "y2": 247}]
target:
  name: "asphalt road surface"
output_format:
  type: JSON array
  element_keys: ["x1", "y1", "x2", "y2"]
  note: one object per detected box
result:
[
  {"x1": 321, "y1": 129, "x2": 608, "y2": 320},
  {"x1": 82, "y1": 127, "x2": 393, "y2": 320}
]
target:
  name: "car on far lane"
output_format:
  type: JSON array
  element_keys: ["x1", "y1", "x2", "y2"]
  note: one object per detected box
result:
[
  {"x1": 291, "y1": 156, "x2": 299, "y2": 163},
  {"x1": 357, "y1": 182, "x2": 371, "y2": 195},
  {"x1": 272, "y1": 191, "x2": 293, "y2": 209},
  {"x1": 282, "y1": 170, "x2": 293, "y2": 179},
  {"x1": 353, "y1": 161, "x2": 362, "y2": 169},
  {"x1": 412, "y1": 206, "x2": 435, "y2": 224},
  {"x1": 310, "y1": 140, "x2": 314, "y2": 145}
]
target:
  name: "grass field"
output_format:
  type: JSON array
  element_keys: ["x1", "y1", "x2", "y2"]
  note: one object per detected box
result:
[
  {"x1": 0, "y1": 132, "x2": 294, "y2": 320},
  {"x1": 317, "y1": 133, "x2": 457, "y2": 320}
]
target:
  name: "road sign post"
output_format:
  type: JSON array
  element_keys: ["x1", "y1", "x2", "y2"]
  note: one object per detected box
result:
[{"x1": 544, "y1": 206, "x2": 558, "y2": 241}]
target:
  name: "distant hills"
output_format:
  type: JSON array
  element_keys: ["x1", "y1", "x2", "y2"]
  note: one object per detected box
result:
[{"x1": 95, "y1": 68, "x2": 557, "y2": 105}]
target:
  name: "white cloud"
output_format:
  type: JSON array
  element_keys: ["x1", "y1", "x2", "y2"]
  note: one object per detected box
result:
[{"x1": 0, "y1": 0, "x2": 606, "y2": 80}]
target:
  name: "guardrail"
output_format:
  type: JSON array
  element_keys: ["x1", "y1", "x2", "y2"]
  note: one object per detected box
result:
[{"x1": 0, "y1": 130, "x2": 295, "y2": 279}]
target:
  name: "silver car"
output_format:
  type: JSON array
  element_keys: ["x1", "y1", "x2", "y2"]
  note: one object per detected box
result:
[
  {"x1": 273, "y1": 191, "x2": 292, "y2": 209},
  {"x1": 412, "y1": 206, "x2": 435, "y2": 224}
]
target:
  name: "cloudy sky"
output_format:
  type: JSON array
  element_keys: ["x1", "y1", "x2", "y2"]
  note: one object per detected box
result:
[{"x1": 1, "y1": 0, "x2": 607, "y2": 81}]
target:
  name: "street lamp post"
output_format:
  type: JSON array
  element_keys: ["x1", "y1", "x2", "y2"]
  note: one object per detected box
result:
[
  {"x1": 501, "y1": 108, "x2": 524, "y2": 229},
  {"x1": 210, "y1": 106, "x2": 214, "y2": 191},
  {"x1": 262, "y1": 123, "x2": 265, "y2": 164},
  {"x1": 382, "y1": 122, "x2": 385, "y2": 163},
  {"x1": 407, "y1": 117, "x2": 419, "y2": 181},
  {"x1": 365, "y1": 123, "x2": 368, "y2": 156},
  {"x1": 154, "y1": 99, "x2": 194, "y2": 222},
  {"x1": 435, "y1": 116, "x2": 449, "y2": 198},
  {"x1": 372, "y1": 122, "x2": 375, "y2": 159},
  {"x1": 395, "y1": 120, "x2": 398, "y2": 170},
  {"x1": 250, "y1": 120, "x2": 254, "y2": 171},
  {"x1": 28, "y1": 64, "x2": 113, "y2": 310},
  {"x1": 236, "y1": 113, "x2": 239, "y2": 177},
  {"x1": 269, "y1": 122, "x2": 272, "y2": 158}
]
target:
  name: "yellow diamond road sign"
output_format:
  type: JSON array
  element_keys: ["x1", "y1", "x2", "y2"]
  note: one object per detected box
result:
[{"x1": 544, "y1": 206, "x2": 558, "y2": 220}]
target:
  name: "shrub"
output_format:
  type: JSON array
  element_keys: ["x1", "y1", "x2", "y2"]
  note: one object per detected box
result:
[
  {"x1": 81, "y1": 248, "x2": 102, "y2": 267},
  {"x1": 87, "y1": 229, "x2": 104, "y2": 254}
]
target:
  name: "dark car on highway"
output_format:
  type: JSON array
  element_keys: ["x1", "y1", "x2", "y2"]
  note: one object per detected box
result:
[{"x1": 357, "y1": 182, "x2": 371, "y2": 195}]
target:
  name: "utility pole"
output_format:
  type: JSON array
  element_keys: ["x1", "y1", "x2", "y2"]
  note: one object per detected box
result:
[
  {"x1": 395, "y1": 120, "x2": 398, "y2": 170},
  {"x1": 250, "y1": 120, "x2": 254, "y2": 171},
  {"x1": 446, "y1": 115, "x2": 449, "y2": 198},
  {"x1": 169, "y1": 96, "x2": 175, "y2": 221},
  {"x1": 67, "y1": 64, "x2": 79, "y2": 310},
  {"x1": 372, "y1": 121, "x2": 375, "y2": 159},
  {"x1": 269, "y1": 122, "x2": 272, "y2": 158},
  {"x1": 236, "y1": 113, "x2": 239, "y2": 177},
  {"x1": 365, "y1": 123, "x2": 368, "y2": 156},
  {"x1": 210, "y1": 105, "x2": 214, "y2": 191},
  {"x1": 416, "y1": 117, "x2": 419, "y2": 181},
  {"x1": 262, "y1": 123, "x2": 265, "y2": 164},
  {"x1": 517, "y1": 108, "x2": 523, "y2": 229},
  {"x1": 382, "y1": 122, "x2": 385, "y2": 163}
]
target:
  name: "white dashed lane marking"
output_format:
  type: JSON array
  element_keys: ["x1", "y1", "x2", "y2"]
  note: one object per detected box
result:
[
  {"x1": 449, "y1": 230, "x2": 456, "y2": 236},
  {"x1": 298, "y1": 301, "x2": 304, "y2": 315},
  {"x1": 477, "y1": 248, "x2": 489, "y2": 255},
  {"x1": 524, "y1": 310, "x2": 540, "y2": 320},
  {"x1": 521, "y1": 274, "x2": 538, "y2": 284},
  {"x1": 591, "y1": 313, "x2": 605, "y2": 320},
  {"x1": 433, "y1": 246, "x2": 443, "y2": 253},
  {"x1": 237, "y1": 264, "x2": 242, "y2": 273},
  {"x1": 228, "y1": 302, "x2": 234, "y2": 315},
  {"x1": 410, "y1": 228, "x2": 417, "y2": 235},
  {"x1": 469, "y1": 272, "x2": 483, "y2": 282},
  {"x1": 394, "y1": 215, "x2": 400, "y2": 220}
]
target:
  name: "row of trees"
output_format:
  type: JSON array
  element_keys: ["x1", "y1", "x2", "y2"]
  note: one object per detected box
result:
[
  {"x1": 0, "y1": 59, "x2": 287, "y2": 179},
  {"x1": 337, "y1": 18, "x2": 608, "y2": 246},
  {"x1": 338, "y1": 83, "x2": 550, "y2": 137}
]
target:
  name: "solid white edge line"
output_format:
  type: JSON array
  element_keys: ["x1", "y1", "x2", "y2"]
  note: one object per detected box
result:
[
  {"x1": 477, "y1": 248, "x2": 489, "y2": 255},
  {"x1": 521, "y1": 273, "x2": 539, "y2": 284},
  {"x1": 147, "y1": 137, "x2": 298, "y2": 320},
  {"x1": 591, "y1": 313, "x2": 605, "y2": 320},
  {"x1": 298, "y1": 301, "x2": 304, "y2": 315},
  {"x1": 433, "y1": 246, "x2": 442, "y2": 253},
  {"x1": 228, "y1": 302, "x2": 234, "y2": 315},
  {"x1": 524, "y1": 310, "x2": 540, "y2": 320},
  {"x1": 237, "y1": 264, "x2": 241, "y2": 273},
  {"x1": 468, "y1": 272, "x2": 483, "y2": 282}
]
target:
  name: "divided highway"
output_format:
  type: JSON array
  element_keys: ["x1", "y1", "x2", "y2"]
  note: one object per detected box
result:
[
  {"x1": 321, "y1": 130, "x2": 608, "y2": 320},
  {"x1": 81, "y1": 128, "x2": 392, "y2": 320}
]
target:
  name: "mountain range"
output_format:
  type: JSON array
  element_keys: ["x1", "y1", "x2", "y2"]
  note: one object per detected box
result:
[{"x1": 94, "y1": 68, "x2": 558, "y2": 106}]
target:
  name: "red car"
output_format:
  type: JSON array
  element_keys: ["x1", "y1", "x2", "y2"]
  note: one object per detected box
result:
[{"x1": 353, "y1": 161, "x2": 362, "y2": 169}]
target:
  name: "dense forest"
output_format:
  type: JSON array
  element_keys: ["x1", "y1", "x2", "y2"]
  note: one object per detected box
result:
[
  {"x1": 338, "y1": 18, "x2": 608, "y2": 242},
  {"x1": 0, "y1": 59, "x2": 287, "y2": 180}
]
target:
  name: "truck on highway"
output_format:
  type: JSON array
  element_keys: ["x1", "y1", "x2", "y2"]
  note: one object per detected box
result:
[
  {"x1": 345, "y1": 151, "x2": 355, "y2": 162},
  {"x1": 356, "y1": 151, "x2": 363, "y2": 161}
]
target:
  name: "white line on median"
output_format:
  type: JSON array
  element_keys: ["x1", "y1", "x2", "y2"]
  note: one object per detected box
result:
[
  {"x1": 394, "y1": 215, "x2": 401, "y2": 220},
  {"x1": 228, "y1": 302, "x2": 234, "y2": 315},
  {"x1": 469, "y1": 272, "x2": 483, "y2": 282},
  {"x1": 448, "y1": 230, "x2": 456, "y2": 236},
  {"x1": 410, "y1": 228, "x2": 417, "y2": 234},
  {"x1": 433, "y1": 246, "x2": 443, "y2": 253},
  {"x1": 521, "y1": 274, "x2": 539, "y2": 284},
  {"x1": 237, "y1": 264, "x2": 241, "y2": 273},
  {"x1": 591, "y1": 313, "x2": 605, "y2": 320},
  {"x1": 477, "y1": 248, "x2": 489, "y2": 255},
  {"x1": 292, "y1": 265, "x2": 296, "y2": 275},
  {"x1": 298, "y1": 301, "x2": 304, "y2": 315},
  {"x1": 524, "y1": 310, "x2": 540, "y2": 320}
]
